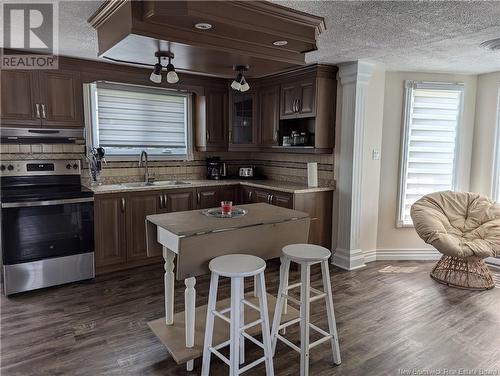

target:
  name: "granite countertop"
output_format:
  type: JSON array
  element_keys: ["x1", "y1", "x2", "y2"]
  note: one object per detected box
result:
[{"x1": 87, "y1": 179, "x2": 335, "y2": 195}]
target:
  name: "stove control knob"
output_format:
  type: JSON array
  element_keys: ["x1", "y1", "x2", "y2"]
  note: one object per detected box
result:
[
  {"x1": 66, "y1": 164, "x2": 71, "y2": 169},
  {"x1": 0, "y1": 165, "x2": 5, "y2": 171},
  {"x1": 72, "y1": 164, "x2": 78, "y2": 169},
  {"x1": 7, "y1": 165, "x2": 14, "y2": 171}
]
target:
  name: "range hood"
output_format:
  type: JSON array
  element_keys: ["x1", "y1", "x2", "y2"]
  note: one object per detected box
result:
[{"x1": 0, "y1": 127, "x2": 84, "y2": 144}]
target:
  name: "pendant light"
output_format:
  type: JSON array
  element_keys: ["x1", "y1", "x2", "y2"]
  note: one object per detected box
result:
[
  {"x1": 166, "y1": 57, "x2": 179, "y2": 84},
  {"x1": 231, "y1": 65, "x2": 250, "y2": 92},
  {"x1": 150, "y1": 58, "x2": 163, "y2": 84},
  {"x1": 149, "y1": 51, "x2": 179, "y2": 84}
]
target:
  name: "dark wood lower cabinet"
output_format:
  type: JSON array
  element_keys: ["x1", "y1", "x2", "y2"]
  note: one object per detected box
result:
[
  {"x1": 126, "y1": 192, "x2": 159, "y2": 262},
  {"x1": 94, "y1": 194, "x2": 127, "y2": 269},
  {"x1": 94, "y1": 185, "x2": 332, "y2": 275},
  {"x1": 165, "y1": 189, "x2": 196, "y2": 212},
  {"x1": 240, "y1": 186, "x2": 331, "y2": 248},
  {"x1": 196, "y1": 187, "x2": 219, "y2": 209}
]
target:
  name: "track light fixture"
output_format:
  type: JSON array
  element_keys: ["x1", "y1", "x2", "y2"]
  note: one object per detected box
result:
[
  {"x1": 150, "y1": 51, "x2": 179, "y2": 84},
  {"x1": 231, "y1": 65, "x2": 250, "y2": 92}
]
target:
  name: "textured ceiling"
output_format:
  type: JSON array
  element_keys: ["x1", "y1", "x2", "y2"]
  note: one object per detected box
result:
[{"x1": 20, "y1": 1, "x2": 500, "y2": 75}]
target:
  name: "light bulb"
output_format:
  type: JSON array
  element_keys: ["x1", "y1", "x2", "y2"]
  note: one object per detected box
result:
[
  {"x1": 150, "y1": 63, "x2": 162, "y2": 83},
  {"x1": 166, "y1": 70, "x2": 179, "y2": 84},
  {"x1": 166, "y1": 62, "x2": 179, "y2": 84},
  {"x1": 231, "y1": 80, "x2": 241, "y2": 90},
  {"x1": 239, "y1": 77, "x2": 250, "y2": 92}
]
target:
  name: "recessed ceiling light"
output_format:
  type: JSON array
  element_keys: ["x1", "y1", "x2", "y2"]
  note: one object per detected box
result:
[
  {"x1": 480, "y1": 38, "x2": 500, "y2": 51},
  {"x1": 273, "y1": 40, "x2": 288, "y2": 46},
  {"x1": 194, "y1": 22, "x2": 212, "y2": 30}
]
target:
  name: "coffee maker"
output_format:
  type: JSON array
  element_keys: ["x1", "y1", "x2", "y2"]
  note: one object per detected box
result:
[{"x1": 207, "y1": 157, "x2": 227, "y2": 180}]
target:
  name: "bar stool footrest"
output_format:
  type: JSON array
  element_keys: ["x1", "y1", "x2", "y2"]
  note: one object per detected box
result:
[{"x1": 238, "y1": 356, "x2": 267, "y2": 375}]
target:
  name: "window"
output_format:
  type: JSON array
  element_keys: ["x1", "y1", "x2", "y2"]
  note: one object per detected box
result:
[
  {"x1": 493, "y1": 84, "x2": 500, "y2": 202},
  {"x1": 86, "y1": 82, "x2": 192, "y2": 159},
  {"x1": 398, "y1": 81, "x2": 464, "y2": 226}
]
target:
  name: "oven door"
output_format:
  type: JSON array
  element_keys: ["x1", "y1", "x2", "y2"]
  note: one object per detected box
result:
[{"x1": 1, "y1": 197, "x2": 94, "y2": 265}]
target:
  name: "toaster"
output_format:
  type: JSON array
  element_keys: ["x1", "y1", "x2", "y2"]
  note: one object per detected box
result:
[{"x1": 239, "y1": 167, "x2": 254, "y2": 178}]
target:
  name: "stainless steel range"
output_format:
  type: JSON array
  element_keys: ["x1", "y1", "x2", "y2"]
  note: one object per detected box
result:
[{"x1": 0, "y1": 160, "x2": 95, "y2": 295}]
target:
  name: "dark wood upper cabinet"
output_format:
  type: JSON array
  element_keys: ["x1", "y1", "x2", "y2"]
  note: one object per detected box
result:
[
  {"x1": 165, "y1": 189, "x2": 196, "y2": 212},
  {"x1": 259, "y1": 85, "x2": 280, "y2": 146},
  {"x1": 229, "y1": 91, "x2": 258, "y2": 148},
  {"x1": 126, "y1": 192, "x2": 159, "y2": 262},
  {"x1": 280, "y1": 83, "x2": 298, "y2": 119},
  {"x1": 296, "y1": 78, "x2": 316, "y2": 117},
  {"x1": 94, "y1": 194, "x2": 127, "y2": 268},
  {"x1": 0, "y1": 70, "x2": 41, "y2": 127},
  {"x1": 206, "y1": 87, "x2": 228, "y2": 149},
  {"x1": 0, "y1": 69, "x2": 84, "y2": 128},
  {"x1": 39, "y1": 69, "x2": 84, "y2": 128},
  {"x1": 280, "y1": 76, "x2": 316, "y2": 120}
]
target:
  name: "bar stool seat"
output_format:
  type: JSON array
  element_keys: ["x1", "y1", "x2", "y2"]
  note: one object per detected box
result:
[
  {"x1": 202, "y1": 254, "x2": 274, "y2": 376},
  {"x1": 282, "y1": 243, "x2": 330, "y2": 262},
  {"x1": 209, "y1": 254, "x2": 266, "y2": 277}
]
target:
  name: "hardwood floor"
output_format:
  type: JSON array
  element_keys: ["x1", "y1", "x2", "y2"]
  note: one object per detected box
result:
[{"x1": 1, "y1": 260, "x2": 499, "y2": 375}]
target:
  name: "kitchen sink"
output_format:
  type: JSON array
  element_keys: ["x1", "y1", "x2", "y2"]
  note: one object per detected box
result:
[{"x1": 121, "y1": 181, "x2": 190, "y2": 188}]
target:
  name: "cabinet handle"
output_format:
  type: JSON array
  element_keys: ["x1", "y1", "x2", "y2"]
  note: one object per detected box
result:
[
  {"x1": 273, "y1": 130, "x2": 278, "y2": 142},
  {"x1": 35, "y1": 104, "x2": 41, "y2": 118},
  {"x1": 41, "y1": 104, "x2": 47, "y2": 119},
  {"x1": 248, "y1": 191, "x2": 252, "y2": 200},
  {"x1": 159, "y1": 195, "x2": 164, "y2": 208},
  {"x1": 206, "y1": 130, "x2": 210, "y2": 142},
  {"x1": 270, "y1": 194, "x2": 274, "y2": 204},
  {"x1": 228, "y1": 130, "x2": 232, "y2": 143},
  {"x1": 197, "y1": 192, "x2": 201, "y2": 204},
  {"x1": 120, "y1": 197, "x2": 125, "y2": 212},
  {"x1": 164, "y1": 194, "x2": 168, "y2": 208},
  {"x1": 292, "y1": 99, "x2": 297, "y2": 113},
  {"x1": 297, "y1": 99, "x2": 301, "y2": 113}
]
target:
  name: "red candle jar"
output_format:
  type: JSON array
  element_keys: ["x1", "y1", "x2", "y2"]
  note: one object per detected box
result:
[{"x1": 221, "y1": 201, "x2": 233, "y2": 216}]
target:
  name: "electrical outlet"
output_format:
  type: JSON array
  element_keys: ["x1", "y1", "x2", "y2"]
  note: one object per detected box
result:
[{"x1": 372, "y1": 150, "x2": 381, "y2": 160}]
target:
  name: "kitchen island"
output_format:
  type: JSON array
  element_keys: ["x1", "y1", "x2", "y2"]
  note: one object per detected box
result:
[
  {"x1": 89, "y1": 180, "x2": 334, "y2": 275},
  {"x1": 145, "y1": 203, "x2": 310, "y2": 370}
]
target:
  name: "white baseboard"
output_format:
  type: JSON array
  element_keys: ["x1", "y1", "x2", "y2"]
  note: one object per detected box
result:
[
  {"x1": 363, "y1": 248, "x2": 441, "y2": 262},
  {"x1": 331, "y1": 247, "x2": 367, "y2": 270}
]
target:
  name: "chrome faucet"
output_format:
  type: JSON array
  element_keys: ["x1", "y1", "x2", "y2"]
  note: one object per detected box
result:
[{"x1": 139, "y1": 150, "x2": 152, "y2": 184}]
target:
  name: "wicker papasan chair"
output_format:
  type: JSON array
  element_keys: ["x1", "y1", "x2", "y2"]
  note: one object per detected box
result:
[{"x1": 411, "y1": 191, "x2": 500, "y2": 290}]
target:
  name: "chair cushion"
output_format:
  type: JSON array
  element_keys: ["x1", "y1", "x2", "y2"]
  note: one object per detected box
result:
[{"x1": 410, "y1": 191, "x2": 500, "y2": 258}]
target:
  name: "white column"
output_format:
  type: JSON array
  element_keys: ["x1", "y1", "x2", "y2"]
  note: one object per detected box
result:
[
  {"x1": 163, "y1": 247, "x2": 175, "y2": 325},
  {"x1": 185, "y1": 276, "x2": 196, "y2": 371},
  {"x1": 332, "y1": 61, "x2": 374, "y2": 270}
]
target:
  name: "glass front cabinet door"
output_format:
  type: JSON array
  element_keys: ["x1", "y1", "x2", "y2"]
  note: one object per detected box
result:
[{"x1": 229, "y1": 91, "x2": 258, "y2": 148}]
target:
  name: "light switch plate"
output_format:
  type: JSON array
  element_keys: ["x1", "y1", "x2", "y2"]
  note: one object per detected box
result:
[{"x1": 372, "y1": 150, "x2": 381, "y2": 160}]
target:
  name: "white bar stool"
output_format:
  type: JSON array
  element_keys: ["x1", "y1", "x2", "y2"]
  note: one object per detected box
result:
[
  {"x1": 271, "y1": 244, "x2": 341, "y2": 376},
  {"x1": 201, "y1": 254, "x2": 274, "y2": 376}
]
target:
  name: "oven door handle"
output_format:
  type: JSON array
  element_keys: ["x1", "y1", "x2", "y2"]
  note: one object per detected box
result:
[{"x1": 1, "y1": 197, "x2": 94, "y2": 208}]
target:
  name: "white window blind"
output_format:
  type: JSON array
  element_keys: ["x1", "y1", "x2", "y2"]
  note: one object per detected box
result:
[
  {"x1": 493, "y1": 85, "x2": 500, "y2": 202},
  {"x1": 398, "y1": 81, "x2": 464, "y2": 226},
  {"x1": 89, "y1": 82, "x2": 192, "y2": 158}
]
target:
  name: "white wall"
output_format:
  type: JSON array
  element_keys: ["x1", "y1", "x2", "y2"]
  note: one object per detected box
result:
[
  {"x1": 376, "y1": 72, "x2": 478, "y2": 251},
  {"x1": 470, "y1": 72, "x2": 500, "y2": 197}
]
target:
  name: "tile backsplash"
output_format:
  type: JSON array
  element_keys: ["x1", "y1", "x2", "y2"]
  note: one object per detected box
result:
[{"x1": 1, "y1": 143, "x2": 334, "y2": 187}]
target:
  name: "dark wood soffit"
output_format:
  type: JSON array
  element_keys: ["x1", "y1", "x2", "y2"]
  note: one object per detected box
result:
[{"x1": 88, "y1": 0, "x2": 326, "y2": 78}]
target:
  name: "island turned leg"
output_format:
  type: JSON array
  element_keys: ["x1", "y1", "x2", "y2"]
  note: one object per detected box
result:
[
  {"x1": 185, "y1": 276, "x2": 196, "y2": 372},
  {"x1": 163, "y1": 247, "x2": 175, "y2": 326}
]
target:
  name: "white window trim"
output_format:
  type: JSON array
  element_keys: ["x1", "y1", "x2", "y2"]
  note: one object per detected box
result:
[
  {"x1": 83, "y1": 81, "x2": 194, "y2": 162},
  {"x1": 492, "y1": 82, "x2": 500, "y2": 201},
  {"x1": 396, "y1": 80, "x2": 465, "y2": 228}
]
